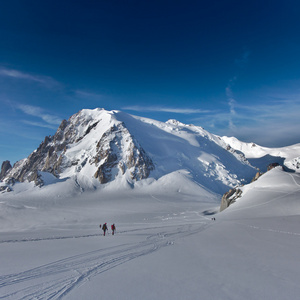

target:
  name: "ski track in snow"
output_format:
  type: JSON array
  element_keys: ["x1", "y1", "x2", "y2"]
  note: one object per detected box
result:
[
  {"x1": 245, "y1": 224, "x2": 300, "y2": 237},
  {"x1": 0, "y1": 222, "x2": 208, "y2": 300},
  {"x1": 288, "y1": 172, "x2": 300, "y2": 187},
  {"x1": 0, "y1": 233, "x2": 101, "y2": 244}
]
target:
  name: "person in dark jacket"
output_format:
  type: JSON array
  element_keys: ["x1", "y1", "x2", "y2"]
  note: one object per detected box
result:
[{"x1": 102, "y1": 223, "x2": 108, "y2": 236}]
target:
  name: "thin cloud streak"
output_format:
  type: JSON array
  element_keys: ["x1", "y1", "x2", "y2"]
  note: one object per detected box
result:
[
  {"x1": 0, "y1": 67, "x2": 61, "y2": 88},
  {"x1": 224, "y1": 50, "x2": 251, "y2": 131},
  {"x1": 17, "y1": 104, "x2": 62, "y2": 127},
  {"x1": 123, "y1": 105, "x2": 212, "y2": 114},
  {"x1": 225, "y1": 83, "x2": 237, "y2": 130},
  {"x1": 21, "y1": 120, "x2": 58, "y2": 130},
  {"x1": 75, "y1": 90, "x2": 103, "y2": 99},
  {"x1": 0, "y1": 68, "x2": 44, "y2": 82},
  {"x1": 233, "y1": 99, "x2": 299, "y2": 126}
]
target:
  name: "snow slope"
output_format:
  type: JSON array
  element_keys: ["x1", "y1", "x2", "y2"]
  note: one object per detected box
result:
[{"x1": 1, "y1": 167, "x2": 300, "y2": 300}]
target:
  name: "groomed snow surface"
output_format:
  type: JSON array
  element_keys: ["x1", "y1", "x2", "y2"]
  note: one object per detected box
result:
[{"x1": 1, "y1": 167, "x2": 300, "y2": 299}]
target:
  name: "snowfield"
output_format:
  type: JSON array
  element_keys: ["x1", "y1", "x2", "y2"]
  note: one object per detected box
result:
[{"x1": 1, "y1": 167, "x2": 300, "y2": 300}]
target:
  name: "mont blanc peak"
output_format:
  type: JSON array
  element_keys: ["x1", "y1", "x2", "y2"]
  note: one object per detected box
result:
[{"x1": 1, "y1": 108, "x2": 259, "y2": 194}]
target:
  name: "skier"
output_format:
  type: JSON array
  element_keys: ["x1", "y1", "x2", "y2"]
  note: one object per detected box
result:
[
  {"x1": 111, "y1": 223, "x2": 116, "y2": 235},
  {"x1": 102, "y1": 223, "x2": 108, "y2": 236}
]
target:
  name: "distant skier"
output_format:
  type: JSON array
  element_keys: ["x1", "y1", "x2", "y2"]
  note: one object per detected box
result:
[
  {"x1": 102, "y1": 223, "x2": 108, "y2": 236},
  {"x1": 111, "y1": 223, "x2": 116, "y2": 235}
]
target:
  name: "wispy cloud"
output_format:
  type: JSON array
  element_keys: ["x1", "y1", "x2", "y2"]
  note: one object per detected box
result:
[
  {"x1": 21, "y1": 120, "x2": 58, "y2": 130},
  {"x1": 123, "y1": 105, "x2": 212, "y2": 114},
  {"x1": 200, "y1": 96, "x2": 300, "y2": 147},
  {"x1": 0, "y1": 67, "x2": 61, "y2": 88},
  {"x1": 225, "y1": 50, "x2": 251, "y2": 130},
  {"x1": 225, "y1": 78, "x2": 237, "y2": 130},
  {"x1": 17, "y1": 104, "x2": 62, "y2": 128},
  {"x1": 75, "y1": 90, "x2": 103, "y2": 99}
]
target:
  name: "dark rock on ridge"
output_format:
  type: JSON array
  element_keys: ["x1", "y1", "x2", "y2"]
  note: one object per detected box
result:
[
  {"x1": 0, "y1": 160, "x2": 12, "y2": 180},
  {"x1": 220, "y1": 188, "x2": 242, "y2": 212}
]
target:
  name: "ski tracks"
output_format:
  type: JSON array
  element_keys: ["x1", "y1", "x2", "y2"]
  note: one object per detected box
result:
[{"x1": 0, "y1": 223, "x2": 208, "y2": 299}]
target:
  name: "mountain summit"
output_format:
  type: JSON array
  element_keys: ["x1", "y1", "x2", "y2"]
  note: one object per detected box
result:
[{"x1": 1, "y1": 108, "x2": 257, "y2": 195}]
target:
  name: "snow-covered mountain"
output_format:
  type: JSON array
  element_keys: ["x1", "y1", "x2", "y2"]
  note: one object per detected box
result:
[
  {"x1": 222, "y1": 136, "x2": 300, "y2": 172},
  {"x1": 0, "y1": 108, "x2": 257, "y2": 196}
]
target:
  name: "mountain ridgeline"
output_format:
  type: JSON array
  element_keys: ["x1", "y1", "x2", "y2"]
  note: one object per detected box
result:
[
  {"x1": 0, "y1": 108, "x2": 271, "y2": 195},
  {"x1": 1, "y1": 109, "x2": 155, "y2": 186}
]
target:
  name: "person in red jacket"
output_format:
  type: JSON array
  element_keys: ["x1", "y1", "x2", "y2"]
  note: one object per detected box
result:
[{"x1": 111, "y1": 223, "x2": 116, "y2": 235}]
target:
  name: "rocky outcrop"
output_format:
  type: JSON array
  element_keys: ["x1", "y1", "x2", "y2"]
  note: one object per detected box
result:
[
  {"x1": 267, "y1": 162, "x2": 280, "y2": 171},
  {"x1": 220, "y1": 170, "x2": 263, "y2": 211},
  {"x1": 2, "y1": 136, "x2": 61, "y2": 184},
  {"x1": 0, "y1": 160, "x2": 12, "y2": 180},
  {"x1": 0, "y1": 185, "x2": 12, "y2": 193},
  {"x1": 0, "y1": 118, "x2": 69, "y2": 184},
  {"x1": 93, "y1": 123, "x2": 154, "y2": 184},
  {"x1": 251, "y1": 171, "x2": 262, "y2": 182},
  {"x1": 225, "y1": 144, "x2": 250, "y2": 165},
  {"x1": 220, "y1": 165, "x2": 277, "y2": 211},
  {"x1": 220, "y1": 188, "x2": 242, "y2": 211}
]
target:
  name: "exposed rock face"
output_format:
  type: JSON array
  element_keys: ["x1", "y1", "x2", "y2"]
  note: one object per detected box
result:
[
  {"x1": 225, "y1": 144, "x2": 250, "y2": 165},
  {"x1": 0, "y1": 160, "x2": 12, "y2": 180},
  {"x1": 0, "y1": 185, "x2": 12, "y2": 193},
  {"x1": 251, "y1": 171, "x2": 262, "y2": 182},
  {"x1": 220, "y1": 188, "x2": 242, "y2": 211},
  {"x1": 220, "y1": 165, "x2": 279, "y2": 212},
  {"x1": 267, "y1": 162, "x2": 280, "y2": 171},
  {"x1": 1, "y1": 131, "x2": 66, "y2": 185},
  {"x1": 0, "y1": 115, "x2": 81, "y2": 185},
  {"x1": 92, "y1": 123, "x2": 154, "y2": 184}
]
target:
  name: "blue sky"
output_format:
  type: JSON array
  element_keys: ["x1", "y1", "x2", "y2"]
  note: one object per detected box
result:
[{"x1": 1, "y1": 0, "x2": 300, "y2": 164}]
